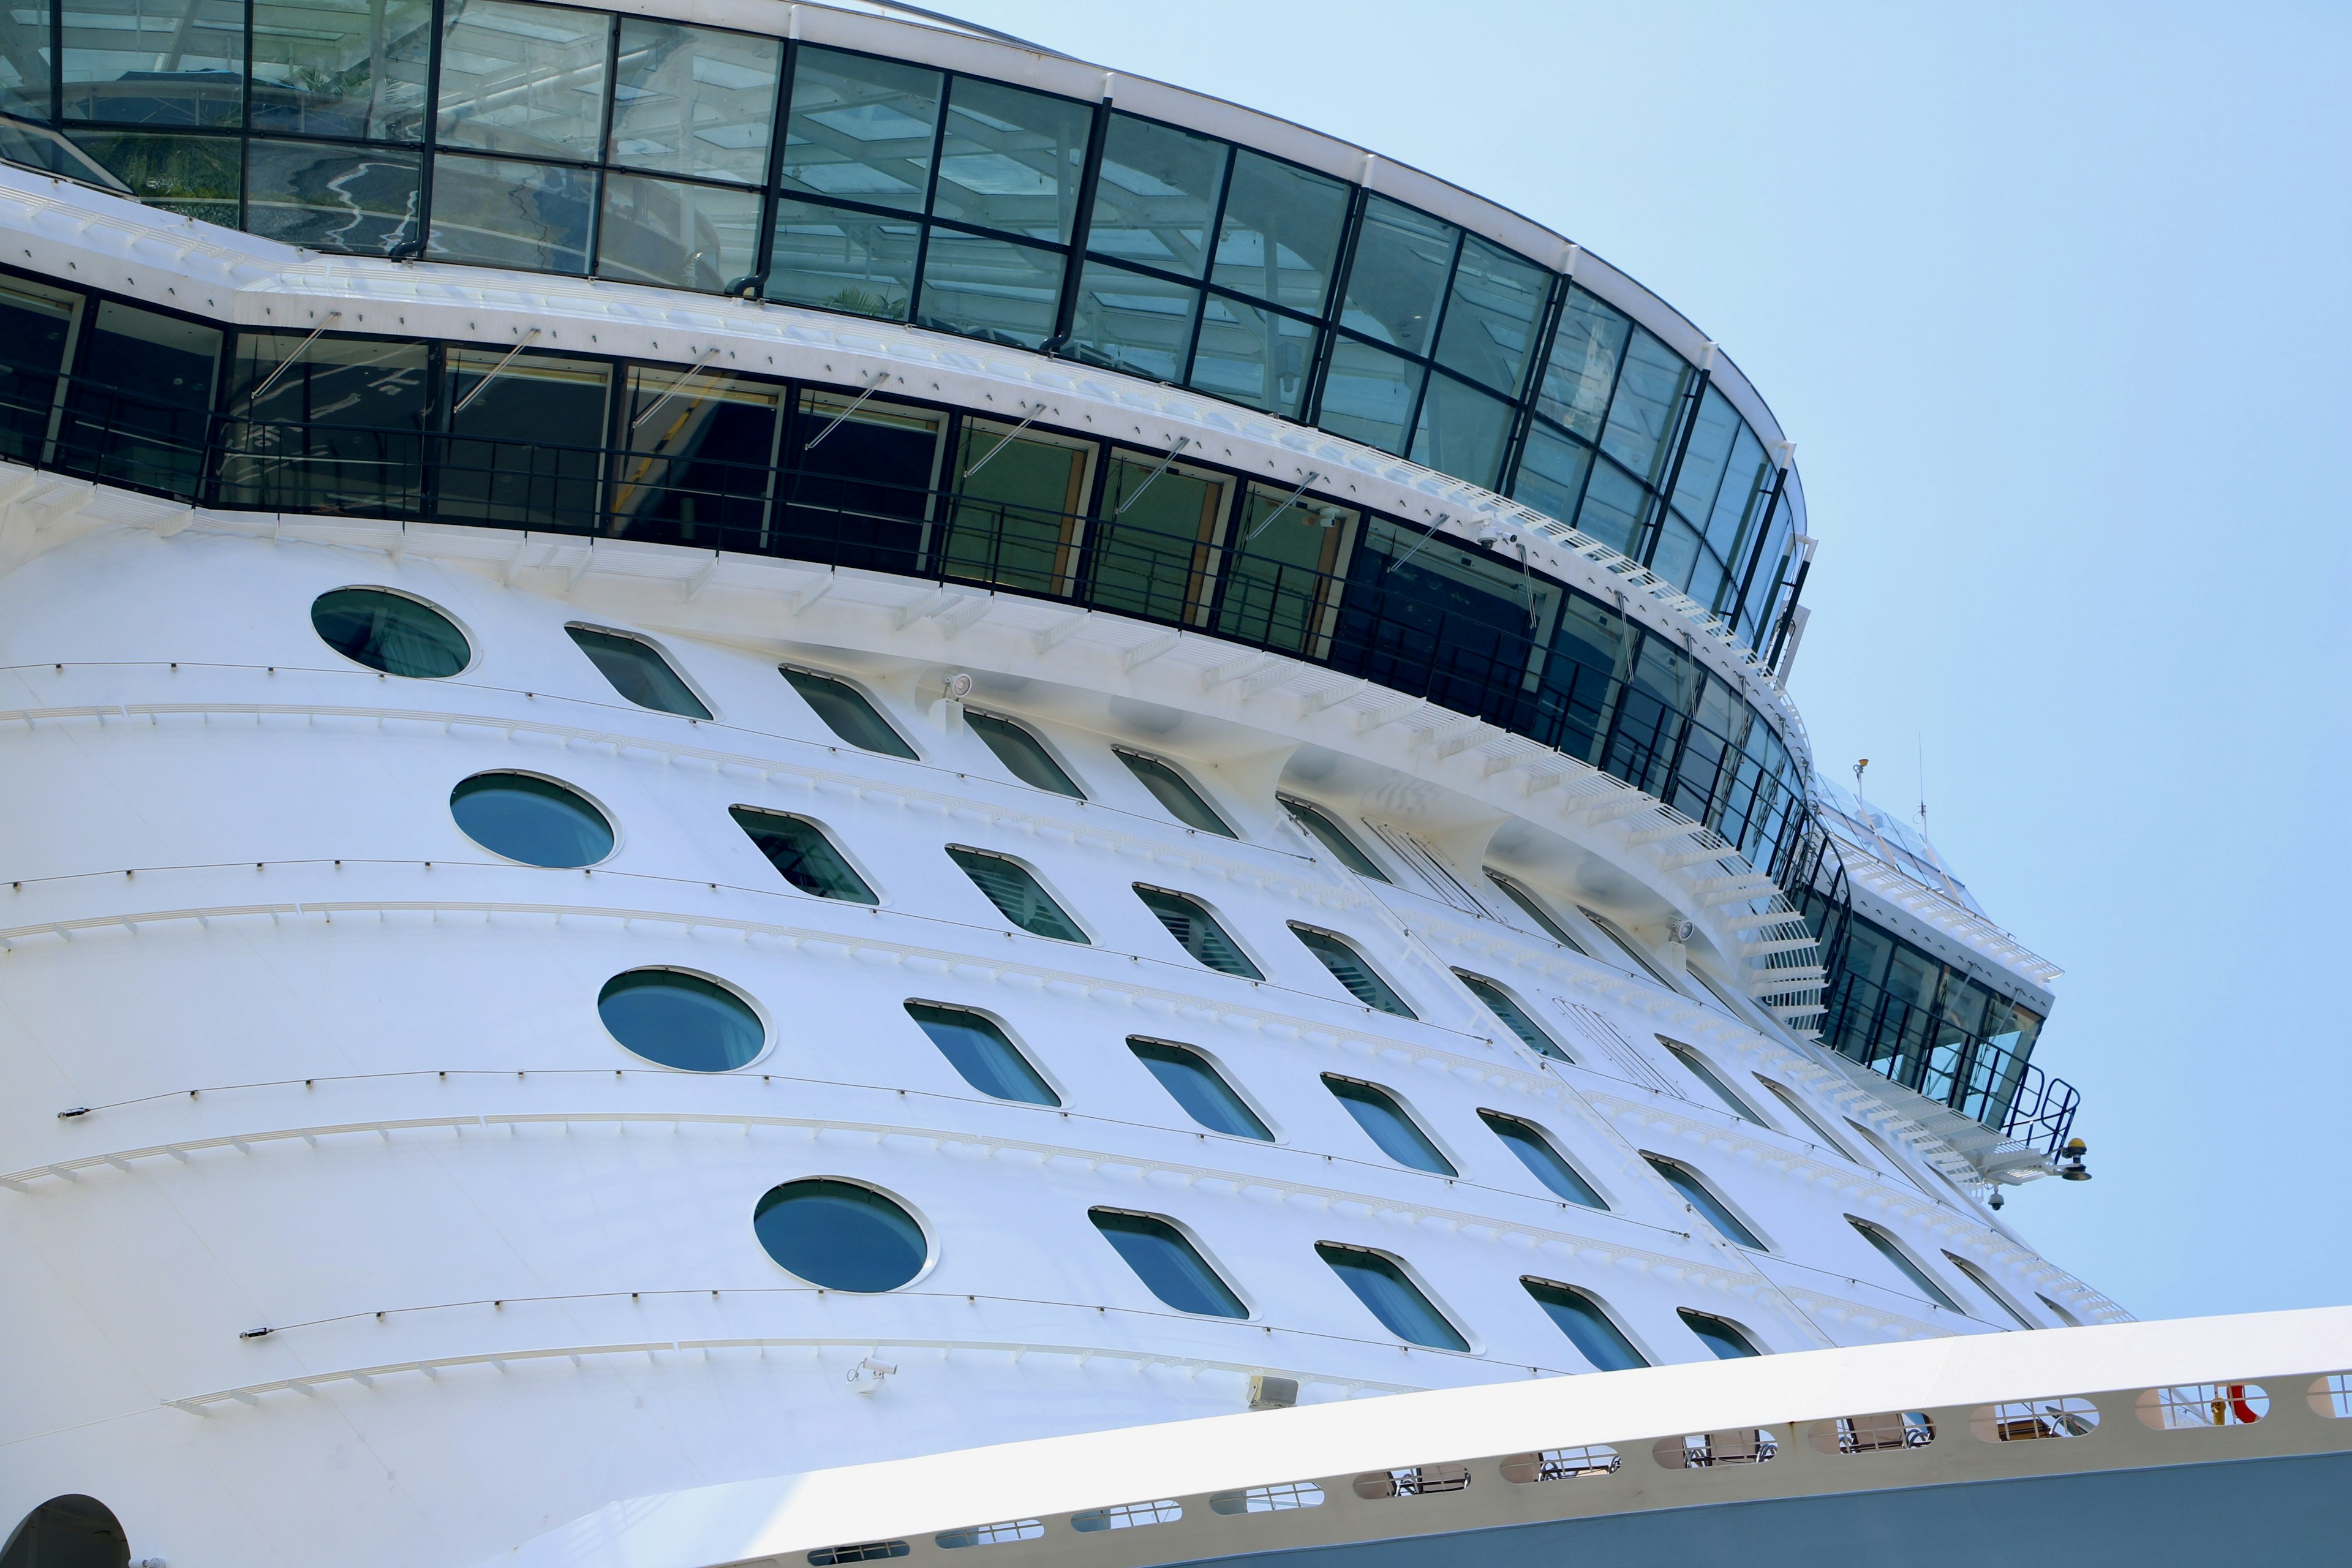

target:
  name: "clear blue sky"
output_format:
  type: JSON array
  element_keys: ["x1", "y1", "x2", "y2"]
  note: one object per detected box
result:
[{"x1": 947, "y1": 0, "x2": 2352, "y2": 1321}]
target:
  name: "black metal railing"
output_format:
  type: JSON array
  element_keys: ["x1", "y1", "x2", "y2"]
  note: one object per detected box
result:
[{"x1": 1815, "y1": 965, "x2": 2078, "y2": 1156}]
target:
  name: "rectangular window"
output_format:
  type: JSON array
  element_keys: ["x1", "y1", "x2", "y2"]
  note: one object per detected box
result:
[
  {"x1": 1084, "y1": 447, "x2": 1227, "y2": 627},
  {"x1": 434, "y1": 0, "x2": 609, "y2": 160},
  {"x1": 62, "y1": 0, "x2": 246, "y2": 127},
  {"x1": 914, "y1": 228, "x2": 1064, "y2": 349},
  {"x1": 1597, "y1": 325, "x2": 1692, "y2": 486},
  {"x1": 764, "y1": 198, "x2": 920, "y2": 320},
  {"x1": 778, "y1": 46, "x2": 940, "y2": 211},
  {"x1": 566, "y1": 625, "x2": 710, "y2": 717},
  {"x1": 217, "y1": 333, "x2": 429, "y2": 516},
  {"x1": 1409, "y1": 372, "x2": 1513, "y2": 491},
  {"x1": 1434, "y1": 234, "x2": 1548, "y2": 396},
  {"x1": 930, "y1": 77, "x2": 1090, "y2": 243},
  {"x1": 610, "y1": 363, "x2": 781, "y2": 548},
  {"x1": 1316, "y1": 337, "x2": 1422, "y2": 455},
  {"x1": 69, "y1": 131, "x2": 241, "y2": 224},
  {"x1": 0, "y1": 277, "x2": 83, "y2": 466},
  {"x1": 729, "y1": 807, "x2": 876, "y2": 904},
  {"x1": 1212, "y1": 147, "x2": 1348, "y2": 314},
  {"x1": 778, "y1": 390, "x2": 940, "y2": 572},
  {"x1": 595, "y1": 171, "x2": 763, "y2": 293},
  {"x1": 437, "y1": 347, "x2": 609, "y2": 529},
  {"x1": 427, "y1": 152, "x2": 595, "y2": 273},
  {"x1": 940, "y1": 419, "x2": 1092, "y2": 594},
  {"x1": 1295, "y1": 927, "x2": 1415, "y2": 1019},
  {"x1": 1213, "y1": 483, "x2": 1354, "y2": 658},
  {"x1": 60, "y1": 299, "x2": 221, "y2": 496},
  {"x1": 1065, "y1": 260, "x2": 1200, "y2": 383},
  {"x1": 1510, "y1": 422, "x2": 1592, "y2": 528},
  {"x1": 1090, "y1": 111, "x2": 1226, "y2": 279},
  {"x1": 606, "y1": 18, "x2": 780, "y2": 186},
  {"x1": 1188, "y1": 294, "x2": 1315, "y2": 418},
  {"x1": 244, "y1": 140, "x2": 423, "y2": 254},
  {"x1": 249, "y1": 0, "x2": 432, "y2": 140},
  {"x1": 1338, "y1": 194, "x2": 1456, "y2": 356},
  {"x1": 1533, "y1": 290, "x2": 1630, "y2": 442}
]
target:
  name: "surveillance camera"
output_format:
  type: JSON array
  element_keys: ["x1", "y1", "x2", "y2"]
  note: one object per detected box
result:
[{"x1": 945, "y1": 672, "x2": 974, "y2": 699}]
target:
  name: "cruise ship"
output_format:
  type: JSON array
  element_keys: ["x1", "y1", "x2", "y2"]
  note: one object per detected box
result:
[{"x1": 0, "y1": 2, "x2": 2343, "y2": 1563}]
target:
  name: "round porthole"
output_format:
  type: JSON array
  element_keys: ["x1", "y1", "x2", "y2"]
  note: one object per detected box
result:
[
  {"x1": 753, "y1": 1178, "x2": 927, "y2": 1292},
  {"x1": 312, "y1": 587, "x2": 471, "y2": 677},
  {"x1": 451, "y1": 772, "x2": 614, "y2": 867},
  {"x1": 598, "y1": 968, "x2": 765, "y2": 1071}
]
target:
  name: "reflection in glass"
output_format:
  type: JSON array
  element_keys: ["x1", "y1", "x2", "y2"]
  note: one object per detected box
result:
[
  {"x1": 781, "y1": 668, "x2": 918, "y2": 758},
  {"x1": 1575, "y1": 459, "x2": 1647, "y2": 556},
  {"x1": 966, "y1": 711, "x2": 1084, "y2": 797},
  {"x1": 1189, "y1": 294, "x2": 1313, "y2": 417},
  {"x1": 931, "y1": 77, "x2": 1089, "y2": 241},
  {"x1": 0, "y1": 277, "x2": 80, "y2": 464},
  {"x1": 2, "y1": 2, "x2": 53, "y2": 119},
  {"x1": 249, "y1": 0, "x2": 431, "y2": 140},
  {"x1": 1660, "y1": 1041, "x2": 1767, "y2": 1123},
  {"x1": 71, "y1": 131, "x2": 239, "y2": 221},
  {"x1": 916, "y1": 228, "x2": 1064, "y2": 349},
  {"x1": 595, "y1": 171, "x2": 762, "y2": 292},
  {"x1": 1085, "y1": 450, "x2": 1224, "y2": 625},
  {"x1": 1278, "y1": 796, "x2": 1384, "y2": 880},
  {"x1": 1680, "y1": 1309, "x2": 1762, "y2": 1358},
  {"x1": 217, "y1": 333, "x2": 428, "y2": 514},
  {"x1": 779, "y1": 45, "x2": 940, "y2": 210},
  {"x1": 942, "y1": 421, "x2": 1087, "y2": 591},
  {"x1": 450, "y1": 771, "x2": 612, "y2": 865},
  {"x1": 1598, "y1": 325, "x2": 1691, "y2": 484},
  {"x1": 1644, "y1": 1154, "x2": 1765, "y2": 1250},
  {"x1": 1133, "y1": 886, "x2": 1261, "y2": 979},
  {"x1": 1484, "y1": 870, "x2": 1588, "y2": 952},
  {"x1": 312, "y1": 587, "x2": 469, "y2": 677},
  {"x1": 1409, "y1": 372, "x2": 1512, "y2": 490},
  {"x1": 1435, "y1": 235, "x2": 1548, "y2": 395},
  {"x1": 754, "y1": 1178, "x2": 926, "y2": 1291},
  {"x1": 729, "y1": 807, "x2": 875, "y2": 903},
  {"x1": 60, "y1": 299, "x2": 220, "y2": 492},
  {"x1": 1338, "y1": 195, "x2": 1456, "y2": 355},
  {"x1": 1128, "y1": 1039, "x2": 1270, "y2": 1140},
  {"x1": 1848, "y1": 1218, "x2": 1962, "y2": 1312},
  {"x1": 904, "y1": 1001, "x2": 1058, "y2": 1105},
  {"x1": 598, "y1": 968, "x2": 764, "y2": 1071},
  {"x1": 764, "y1": 198, "x2": 919, "y2": 319},
  {"x1": 566, "y1": 626, "x2": 711, "y2": 718},
  {"x1": 1525, "y1": 1280, "x2": 1647, "y2": 1370},
  {"x1": 1317, "y1": 1243, "x2": 1466, "y2": 1351},
  {"x1": 1066, "y1": 260, "x2": 1199, "y2": 382},
  {"x1": 1317, "y1": 337, "x2": 1422, "y2": 455},
  {"x1": 610, "y1": 362, "x2": 778, "y2": 545},
  {"x1": 1092, "y1": 1210, "x2": 1246, "y2": 1317},
  {"x1": 1534, "y1": 288, "x2": 1630, "y2": 442},
  {"x1": 60, "y1": 0, "x2": 245, "y2": 126},
  {"x1": 437, "y1": 346, "x2": 608, "y2": 526},
  {"x1": 426, "y1": 153, "x2": 594, "y2": 273},
  {"x1": 1213, "y1": 148, "x2": 1349, "y2": 313},
  {"x1": 608, "y1": 18, "x2": 779, "y2": 185},
  {"x1": 1090, "y1": 112, "x2": 1225, "y2": 277},
  {"x1": 1457, "y1": 973, "x2": 1569, "y2": 1061},
  {"x1": 1323, "y1": 1076, "x2": 1452, "y2": 1174},
  {"x1": 1117, "y1": 752, "x2": 1234, "y2": 837},
  {"x1": 435, "y1": 0, "x2": 608, "y2": 159},
  {"x1": 1511, "y1": 423, "x2": 1592, "y2": 528},
  {"x1": 1480, "y1": 1112, "x2": 1605, "y2": 1207},
  {"x1": 1215, "y1": 484, "x2": 1351, "y2": 657},
  {"x1": 947, "y1": 846, "x2": 1087, "y2": 943},
  {"x1": 243, "y1": 140, "x2": 420, "y2": 254}
]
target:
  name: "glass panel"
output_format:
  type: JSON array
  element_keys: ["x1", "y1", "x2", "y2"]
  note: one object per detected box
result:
[
  {"x1": 217, "y1": 333, "x2": 428, "y2": 514},
  {"x1": 729, "y1": 807, "x2": 876, "y2": 903},
  {"x1": 966, "y1": 712, "x2": 1083, "y2": 797},
  {"x1": 780, "y1": 668, "x2": 917, "y2": 758},
  {"x1": 1457, "y1": 973, "x2": 1568, "y2": 1061},
  {"x1": 598, "y1": 968, "x2": 764, "y2": 1071},
  {"x1": 777, "y1": 390, "x2": 940, "y2": 572},
  {"x1": 566, "y1": 627, "x2": 710, "y2": 717},
  {"x1": 904, "y1": 1001, "x2": 1058, "y2": 1105},
  {"x1": 947, "y1": 846, "x2": 1087, "y2": 943},
  {"x1": 763, "y1": 197, "x2": 918, "y2": 320},
  {"x1": 312, "y1": 586, "x2": 469, "y2": 677},
  {"x1": 915, "y1": 228, "x2": 1063, "y2": 349},
  {"x1": 778, "y1": 45, "x2": 938, "y2": 211},
  {"x1": 1649, "y1": 513, "x2": 1702, "y2": 590},
  {"x1": 610, "y1": 362, "x2": 779, "y2": 548},
  {"x1": 1670, "y1": 386, "x2": 1741, "y2": 532},
  {"x1": 1849, "y1": 1219, "x2": 1962, "y2": 1312},
  {"x1": 1662, "y1": 1042, "x2": 1766, "y2": 1122},
  {"x1": 940, "y1": 420, "x2": 1088, "y2": 591},
  {"x1": 1278, "y1": 796, "x2": 1384, "y2": 880},
  {"x1": 1133, "y1": 886, "x2": 1261, "y2": 979},
  {"x1": 1643, "y1": 1155, "x2": 1765, "y2": 1250},
  {"x1": 1338, "y1": 194, "x2": 1455, "y2": 355},
  {"x1": 1335, "y1": 518, "x2": 1556, "y2": 720},
  {"x1": 1322, "y1": 1076, "x2": 1450, "y2": 1173},
  {"x1": 1757, "y1": 1079, "x2": 1855, "y2": 1159},
  {"x1": 1598, "y1": 326, "x2": 1691, "y2": 486},
  {"x1": 59, "y1": 298, "x2": 219, "y2": 494},
  {"x1": 0, "y1": 115, "x2": 133, "y2": 184},
  {"x1": 1089, "y1": 111, "x2": 1224, "y2": 278},
  {"x1": 1524, "y1": 1280, "x2": 1646, "y2": 1370},
  {"x1": 1214, "y1": 484, "x2": 1353, "y2": 657},
  {"x1": 1409, "y1": 372, "x2": 1512, "y2": 489},
  {"x1": 437, "y1": 346, "x2": 607, "y2": 527},
  {"x1": 1117, "y1": 751, "x2": 1234, "y2": 837},
  {"x1": 595, "y1": 171, "x2": 763, "y2": 293},
  {"x1": 1942, "y1": 1253, "x2": 2037, "y2": 1331},
  {"x1": 931, "y1": 77, "x2": 1089, "y2": 242},
  {"x1": 426, "y1": 153, "x2": 594, "y2": 273},
  {"x1": 1316, "y1": 1244, "x2": 1465, "y2": 1351},
  {"x1": 0, "y1": 277, "x2": 80, "y2": 465},
  {"x1": 1574, "y1": 458, "x2": 1646, "y2": 556},
  {"x1": 1090, "y1": 1210, "x2": 1246, "y2": 1317},
  {"x1": 1534, "y1": 288, "x2": 1630, "y2": 443},
  {"x1": 435, "y1": 0, "x2": 608, "y2": 160},
  {"x1": 1435, "y1": 235, "x2": 1548, "y2": 395},
  {"x1": 70, "y1": 130, "x2": 239, "y2": 221},
  {"x1": 1065, "y1": 260, "x2": 1199, "y2": 382},
  {"x1": 1579, "y1": 905, "x2": 1682, "y2": 990},
  {"x1": 1316, "y1": 336, "x2": 1421, "y2": 454},
  {"x1": 243, "y1": 140, "x2": 421, "y2": 254},
  {"x1": 61, "y1": 0, "x2": 244, "y2": 126},
  {"x1": 1295, "y1": 927, "x2": 1415, "y2": 1018},
  {"x1": 1510, "y1": 423, "x2": 1591, "y2": 527},
  {"x1": 1213, "y1": 147, "x2": 1348, "y2": 312},
  {"x1": 753, "y1": 1179, "x2": 925, "y2": 1292},
  {"x1": 1479, "y1": 1113, "x2": 1604, "y2": 1207},
  {"x1": 449, "y1": 771, "x2": 613, "y2": 865},
  {"x1": 1188, "y1": 293, "x2": 1314, "y2": 417},
  {"x1": 1679, "y1": 1310, "x2": 1761, "y2": 1359},
  {"x1": 1085, "y1": 449, "x2": 1226, "y2": 625},
  {"x1": 1, "y1": 0, "x2": 51, "y2": 119},
  {"x1": 608, "y1": 18, "x2": 778, "y2": 185},
  {"x1": 249, "y1": 0, "x2": 431, "y2": 140},
  {"x1": 1484, "y1": 871, "x2": 1587, "y2": 953},
  {"x1": 1128, "y1": 1039, "x2": 1270, "y2": 1140}
]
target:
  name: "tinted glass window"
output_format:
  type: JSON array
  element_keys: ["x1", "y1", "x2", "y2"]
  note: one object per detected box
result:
[
  {"x1": 1316, "y1": 336, "x2": 1422, "y2": 454},
  {"x1": 1662, "y1": 1042, "x2": 1767, "y2": 1123},
  {"x1": 597, "y1": 173, "x2": 764, "y2": 293},
  {"x1": 782, "y1": 668, "x2": 916, "y2": 757},
  {"x1": 948, "y1": 847, "x2": 1087, "y2": 943},
  {"x1": 754, "y1": 1178, "x2": 925, "y2": 1291},
  {"x1": 967, "y1": 711, "x2": 1084, "y2": 797},
  {"x1": 1340, "y1": 195, "x2": 1455, "y2": 356},
  {"x1": 1189, "y1": 293, "x2": 1315, "y2": 417},
  {"x1": 607, "y1": 18, "x2": 780, "y2": 186},
  {"x1": 1409, "y1": 371, "x2": 1513, "y2": 488},
  {"x1": 766, "y1": 198, "x2": 921, "y2": 318},
  {"x1": 1577, "y1": 905, "x2": 1681, "y2": 990},
  {"x1": 1525, "y1": 1280, "x2": 1647, "y2": 1371},
  {"x1": 1090, "y1": 113, "x2": 1226, "y2": 279},
  {"x1": 1457, "y1": 973, "x2": 1569, "y2": 1061},
  {"x1": 436, "y1": 0, "x2": 609, "y2": 159},
  {"x1": 436, "y1": 350, "x2": 608, "y2": 525},
  {"x1": 1758, "y1": 1079, "x2": 1856, "y2": 1158},
  {"x1": 1316, "y1": 1243, "x2": 1465, "y2": 1351},
  {"x1": 451, "y1": 772, "x2": 613, "y2": 867},
  {"x1": 1479, "y1": 1112, "x2": 1604, "y2": 1207},
  {"x1": 905, "y1": 1002, "x2": 1058, "y2": 1105},
  {"x1": 780, "y1": 45, "x2": 940, "y2": 211},
  {"x1": 1115, "y1": 751, "x2": 1234, "y2": 836},
  {"x1": 568, "y1": 627, "x2": 712, "y2": 717},
  {"x1": 1534, "y1": 288, "x2": 1629, "y2": 442},
  {"x1": 0, "y1": 277, "x2": 79, "y2": 464},
  {"x1": 1134, "y1": 887, "x2": 1261, "y2": 978},
  {"x1": 1943, "y1": 1252, "x2": 2037, "y2": 1331},
  {"x1": 1279, "y1": 796, "x2": 1385, "y2": 880},
  {"x1": 311, "y1": 587, "x2": 470, "y2": 677},
  {"x1": 1294, "y1": 927, "x2": 1415, "y2": 1019},
  {"x1": 63, "y1": 0, "x2": 244, "y2": 126},
  {"x1": 1847, "y1": 1219, "x2": 1962, "y2": 1312},
  {"x1": 932, "y1": 77, "x2": 1090, "y2": 243},
  {"x1": 1434, "y1": 235, "x2": 1549, "y2": 395},
  {"x1": 1090, "y1": 1209, "x2": 1246, "y2": 1317},
  {"x1": 1065, "y1": 260, "x2": 1200, "y2": 381},
  {"x1": 1597, "y1": 326, "x2": 1691, "y2": 485},
  {"x1": 1643, "y1": 1155, "x2": 1765, "y2": 1250},
  {"x1": 1213, "y1": 148, "x2": 1348, "y2": 313},
  {"x1": 1679, "y1": 1309, "x2": 1762, "y2": 1359},
  {"x1": 916, "y1": 229, "x2": 1063, "y2": 349},
  {"x1": 1484, "y1": 871, "x2": 1587, "y2": 953},
  {"x1": 1323, "y1": 1076, "x2": 1453, "y2": 1175},
  {"x1": 251, "y1": 0, "x2": 431, "y2": 140},
  {"x1": 1129, "y1": 1039, "x2": 1270, "y2": 1140},
  {"x1": 598, "y1": 968, "x2": 764, "y2": 1071},
  {"x1": 729, "y1": 807, "x2": 876, "y2": 903}
]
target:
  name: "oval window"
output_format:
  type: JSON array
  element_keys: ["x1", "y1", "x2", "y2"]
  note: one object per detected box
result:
[
  {"x1": 753, "y1": 1178, "x2": 927, "y2": 1291},
  {"x1": 451, "y1": 772, "x2": 614, "y2": 867},
  {"x1": 598, "y1": 969, "x2": 765, "y2": 1071},
  {"x1": 312, "y1": 587, "x2": 471, "y2": 677}
]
